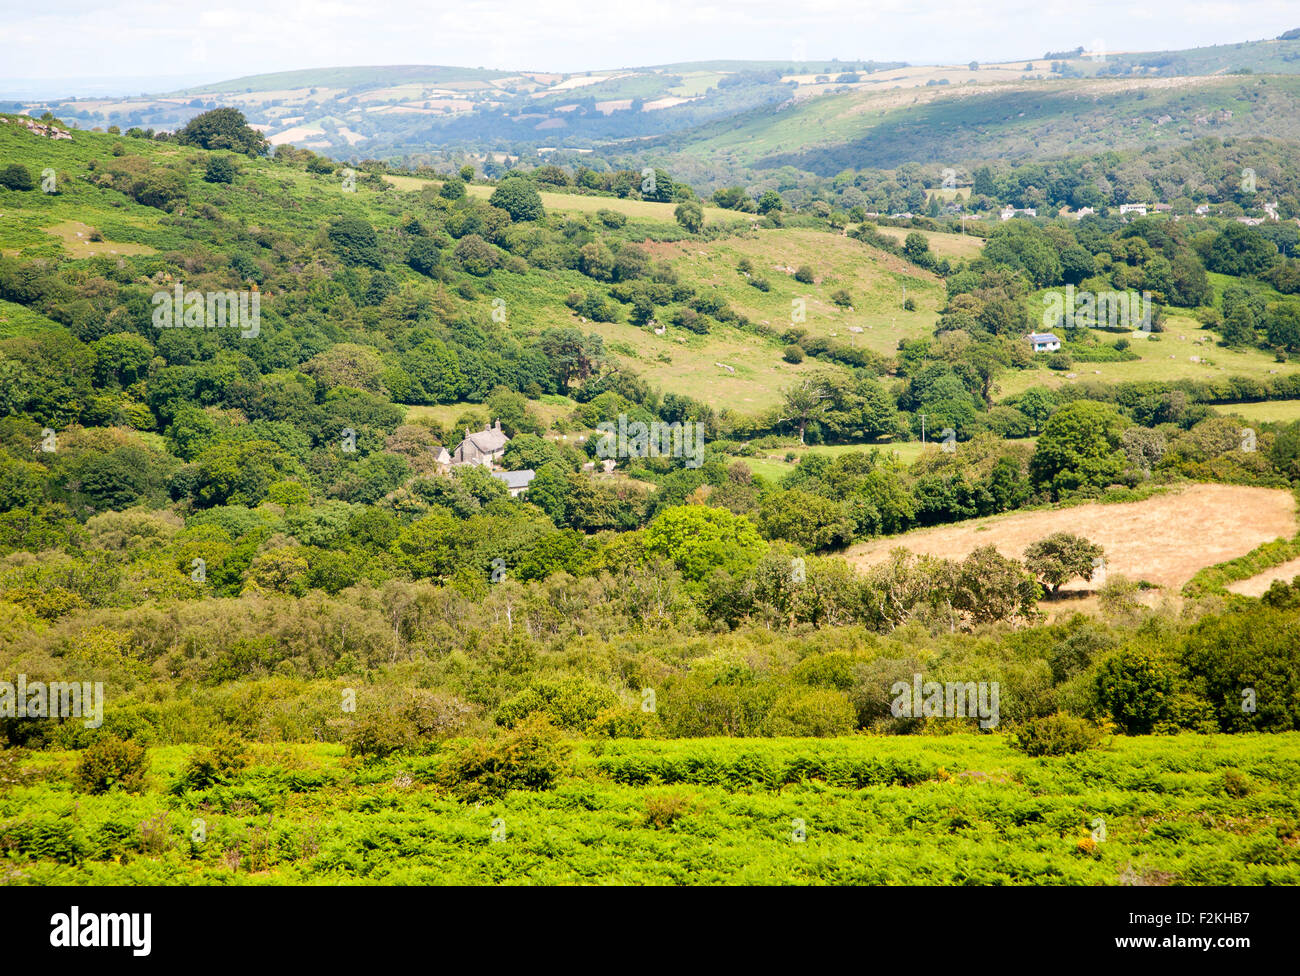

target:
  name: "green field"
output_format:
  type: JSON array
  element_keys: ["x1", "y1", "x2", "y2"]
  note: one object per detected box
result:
[
  {"x1": 1218, "y1": 400, "x2": 1300, "y2": 424},
  {"x1": 382, "y1": 174, "x2": 735, "y2": 225},
  {"x1": 999, "y1": 312, "x2": 1300, "y2": 399},
  {"x1": 4, "y1": 734, "x2": 1296, "y2": 885}
]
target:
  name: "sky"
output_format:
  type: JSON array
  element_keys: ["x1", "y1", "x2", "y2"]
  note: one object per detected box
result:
[{"x1": 1, "y1": 0, "x2": 1298, "y2": 96}]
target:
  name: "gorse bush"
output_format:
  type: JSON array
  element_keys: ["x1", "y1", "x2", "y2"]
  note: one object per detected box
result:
[
  {"x1": 436, "y1": 714, "x2": 567, "y2": 801},
  {"x1": 73, "y1": 735, "x2": 148, "y2": 794},
  {"x1": 174, "y1": 734, "x2": 250, "y2": 791},
  {"x1": 1009, "y1": 713, "x2": 1104, "y2": 756}
]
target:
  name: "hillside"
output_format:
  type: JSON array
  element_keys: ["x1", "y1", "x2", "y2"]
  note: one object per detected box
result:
[
  {"x1": 9, "y1": 33, "x2": 1300, "y2": 184},
  {"x1": 844, "y1": 483, "x2": 1297, "y2": 593}
]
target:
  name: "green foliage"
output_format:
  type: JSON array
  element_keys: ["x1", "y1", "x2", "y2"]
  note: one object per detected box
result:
[
  {"x1": 436, "y1": 714, "x2": 567, "y2": 801},
  {"x1": 0, "y1": 163, "x2": 35, "y2": 191},
  {"x1": 176, "y1": 107, "x2": 268, "y2": 155},
  {"x1": 74, "y1": 735, "x2": 148, "y2": 795},
  {"x1": 1010, "y1": 713, "x2": 1104, "y2": 756},
  {"x1": 488, "y1": 178, "x2": 544, "y2": 221}
]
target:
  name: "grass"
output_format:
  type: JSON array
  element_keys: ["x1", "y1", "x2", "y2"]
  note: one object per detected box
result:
[
  {"x1": 998, "y1": 312, "x2": 1300, "y2": 399},
  {"x1": 737, "y1": 439, "x2": 939, "y2": 482},
  {"x1": 846, "y1": 483, "x2": 1297, "y2": 594},
  {"x1": 381, "y1": 174, "x2": 735, "y2": 225},
  {"x1": 1218, "y1": 400, "x2": 1300, "y2": 424},
  {"x1": 655, "y1": 228, "x2": 945, "y2": 358},
  {"x1": 871, "y1": 224, "x2": 985, "y2": 260},
  {"x1": 3, "y1": 733, "x2": 1297, "y2": 884}
]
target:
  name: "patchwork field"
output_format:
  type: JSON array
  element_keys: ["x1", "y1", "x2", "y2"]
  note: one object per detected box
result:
[
  {"x1": 844, "y1": 483, "x2": 1297, "y2": 592},
  {"x1": 4, "y1": 734, "x2": 1297, "y2": 885}
]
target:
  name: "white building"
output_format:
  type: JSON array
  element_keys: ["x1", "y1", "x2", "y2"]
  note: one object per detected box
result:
[{"x1": 1027, "y1": 332, "x2": 1062, "y2": 353}]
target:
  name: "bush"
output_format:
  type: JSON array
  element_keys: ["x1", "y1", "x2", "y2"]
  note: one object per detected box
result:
[
  {"x1": 496, "y1": 677, "x2": 618, "y2": 731},
  {"x1": 830, "y1": 288, "x2": 852, "y2": 308},
  {"x1": 0, "y1": 164, "x2": 36, "y2": 191},
  {"x1": 203, "y1": 155, "x2": 237, "y2": 184},
  {"x1": 596, "y1": 209, "x2": 627, "y2": 229},
  {"x1": 643, "y1": 791, "x2": 701, "y2": 829},
  {"x1": 175, "y1": 734, "x2": 250, "y2": 791},
  {"x1": 1009, "y1": 713, "x2": 1104, "y2": 756},
  {"x1": 767, "y1": 687, "x2": 857, "y2": 736},
  {"x1": 488, "y1": 178, "x2": 544, "y2": 221},
  {"x1": 346, "y1": 712, "x2": 413, "y2": 759},
  {"x1": 1047, "y1": 352, "x2": 1073, "y2": 370},
  {"x1": 589, "y1": 706, "x2": 657, "y2": 738},
  {"x1": 73, "y1": 735, "x2": 147, "y2": 794},
  {"x1": 783, "y1": 344, "x2": 805, "y2": 364},
  {"x1": 437, "y1": 715, "x2": 567, "y2": 801},
  {"x1": 794, "y1": 265, "x2": 815, "y2": 284}
]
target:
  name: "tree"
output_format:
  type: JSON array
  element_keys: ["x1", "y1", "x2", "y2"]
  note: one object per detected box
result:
[
  {"x1": 644, "y1": 505, "x2": 765, "y2": 583},
  {"x1": 1207, "y1": 223, "x2": 1277, "y2": 277},
  {"x1": 489, "y1": 178, "x2": 544, "y2": 221},
  {"x1": 1023, "y1": 533, "x2": 1105, "y2": 595},
  {"x1": 453, "y1": 234, "x2": 499, "y2": 275},
  {"x1": 757, "y1": 190, "x2": 783, "y2": 214},
  {"x1": 0, "y1": 164, "x2": 35, "y2": 191},
  {"x1": 1092, "y1": 649, "x2": 1172, "y2": 734},
  {"x1": 1029, "y1": 401, "x2": 1128, "y2": 497},
  {"x1": 327, "y1": 217, "x2": 383, "y2": 268},
  {"x1": 176, "y1": 107, "x2": 268, "y2": 156},
  {"x1": 953, "y1": 545, "x2": 1040, "y2": 623},
  {"x1": 902, "y1": 232, "x2": 931, "y2": 263},
  {"x1": 674, "y1": 201, "x2": 704, "y2": 234},
  {"x1": 203, "y1": 155, "x2": 237, "y2": 184},
  {"x1": 407, "y1": 237, "x2": 441, "y2": 276},
  {"x1": 779, "y1": 380, "x2": 831, "y2": 445}
]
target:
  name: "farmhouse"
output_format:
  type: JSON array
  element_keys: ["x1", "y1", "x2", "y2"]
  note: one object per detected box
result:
[
  {"x1": 1027, "y1": 332, "x2": 1062, "y2": 353},
  {"x1": 452, "y1": 420, "x2": 509, "y2": 467},
  {"x1": 1119, "y1": 203, "x2": 1148, "y2": 216},
  {"x1": 999, "y1": 206, "x2": 1037, "y2": 221}
]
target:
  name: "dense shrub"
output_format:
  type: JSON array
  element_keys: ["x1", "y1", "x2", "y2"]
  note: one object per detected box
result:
[
  {"x1": 73, "y1": 735, "x2": 148, "y2": 794},
  {"x1": 1010, "y1": 713, "x2": 1104, "y2": 756},
  {"x1": 436, "y1": 715, "x2": 567, "y2": 801}
]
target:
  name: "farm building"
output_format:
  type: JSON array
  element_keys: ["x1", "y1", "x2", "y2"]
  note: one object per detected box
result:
[
  {"x1": 1027, "y1": 332, "x2": 1061, "y2": 353},
  {"x1": 492, "y1": 469, "x2": 535, "y2": 497},
  {"x1": 452, "y1": 420, "x2": 509, "y2": 467}
]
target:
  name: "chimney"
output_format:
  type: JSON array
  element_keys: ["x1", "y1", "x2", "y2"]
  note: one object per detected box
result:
[{"x1": 494, "y1": 419, "x2": 501, "y2": 431}]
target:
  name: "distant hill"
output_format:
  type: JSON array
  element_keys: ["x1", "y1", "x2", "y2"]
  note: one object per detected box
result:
[{"x1": 8, "y1": 34, "x2": 1300, "y2": 187}]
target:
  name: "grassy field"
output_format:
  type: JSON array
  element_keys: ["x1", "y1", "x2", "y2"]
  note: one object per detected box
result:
[
  {"x1": 3, "y1": 734, "x2": 1297, "y2": 884},
  {"x1": 871, "y1": 224, "x2": 985, "y2": 260},
  {"x1": 653, "y1": 228, "x2": 945, "y2": 357},
  {"x1": 405, "y1": 395, "x2": 579, "y2": 433},
  {"x1": 738, "y1": 439, "x2": 945, "y2": 482},
  {"x1": 1217, "y1": 400, "x2": 1300, "y2": 424},
  {"x1": 998, "y1": 312, "x2": 1300, "y2": 399},
  {"x1": 845, "y1": 483, "x2": 1296, "y2": 594},
  {"x1": 382, "y1": 174, "x2": 734, "y2": 225}
]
